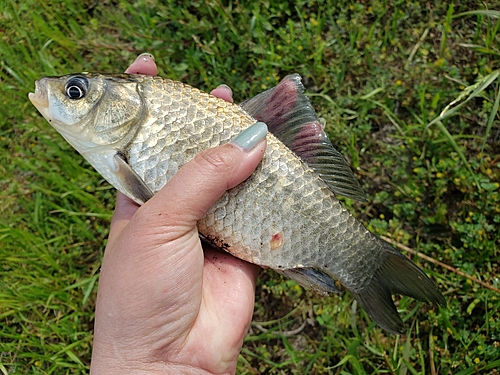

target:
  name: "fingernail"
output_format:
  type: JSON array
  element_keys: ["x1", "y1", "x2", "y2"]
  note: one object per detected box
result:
[
  {"x1": 216, "y1": 84, "x2": 232, "y2": 96},
  {"x1": 136, "y1": 52, "x2": 155, "y2": 61},
  {"x1": 230, "y1": 122, "x2": 267, "y2": 151}
]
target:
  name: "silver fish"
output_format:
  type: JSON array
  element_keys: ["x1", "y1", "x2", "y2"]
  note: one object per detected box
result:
[{"x1": 29, "y1": 73, "x2": 445, "y2": 334}]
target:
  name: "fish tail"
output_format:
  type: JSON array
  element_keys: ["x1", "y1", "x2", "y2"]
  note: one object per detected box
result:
[
  {"x1": 349, "y1": 240, "x2": 446, "y2": 334},
  {"x1": 279, "y1": 239, "x2": 445, "y2": 334}
]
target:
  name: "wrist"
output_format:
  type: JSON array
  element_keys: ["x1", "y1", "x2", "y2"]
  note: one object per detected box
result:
[{"x1": 90, "y1": 353, "x2": 235, "y2": 375}]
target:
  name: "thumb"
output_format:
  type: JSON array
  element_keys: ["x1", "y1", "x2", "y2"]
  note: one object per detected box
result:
[{"x1": 137, "y1": 121, "x2": 268, "y2": 232}]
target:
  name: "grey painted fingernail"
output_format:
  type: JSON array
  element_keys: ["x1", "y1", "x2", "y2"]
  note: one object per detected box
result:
[
  {"x1": 216, "y1": 84, "x2": 232, "y2": 95},
  {"x1": 136, "y1": 52, "x2": 155, "y2": 61},
  {"x1": 230, "y1": 122, "x2": 268, "y2": 151}
]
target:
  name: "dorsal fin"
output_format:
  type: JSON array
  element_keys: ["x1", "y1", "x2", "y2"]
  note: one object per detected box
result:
[{"x1": 240, "y1": 74, "x2": 366, "y2": 201}]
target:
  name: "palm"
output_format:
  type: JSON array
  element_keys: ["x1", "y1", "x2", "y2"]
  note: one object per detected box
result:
[
  {"x1": 91, "y1": 56, "x2": 260, "y2": 375},
  {"x1": 95, "y1": 194, "x2": 258, "y2": 374},
  {"x1": 179, "y1": 243, "x2": 258, "y2": 372}
]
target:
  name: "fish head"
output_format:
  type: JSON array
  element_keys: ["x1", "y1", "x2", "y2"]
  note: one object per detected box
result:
[
  {"x1": 29, "y1": 73, "x2": 152, "y2": 204},
  {"x1": 28, "y1": 73, "x2": 145, "y2": 152}
]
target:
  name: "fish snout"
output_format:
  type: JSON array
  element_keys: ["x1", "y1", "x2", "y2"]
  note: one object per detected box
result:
[
  {"x1": 29, "y1": 78, "x2": 54, "y2": 122},
  {"x1": 29, "y1": 78, "x2": 49, "y2": 111}
]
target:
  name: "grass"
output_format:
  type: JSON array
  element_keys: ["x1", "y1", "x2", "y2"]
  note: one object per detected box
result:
[{"x1": 1, "y1": 0, "x2": 499, "y2": 373}]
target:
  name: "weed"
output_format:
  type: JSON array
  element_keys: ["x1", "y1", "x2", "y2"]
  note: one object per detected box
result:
[{"x1": 1, "y1": 0, "x2": 499, "y2": 374}]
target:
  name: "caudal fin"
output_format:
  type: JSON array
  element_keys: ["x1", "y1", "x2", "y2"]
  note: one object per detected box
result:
[{"x1": 350, "y1": 241, "x2": 446, "y2": 334}]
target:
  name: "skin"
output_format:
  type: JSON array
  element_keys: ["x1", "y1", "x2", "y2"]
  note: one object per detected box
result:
[{"x1": 90, "y1": 54, "x2": 265, "y2": 374}]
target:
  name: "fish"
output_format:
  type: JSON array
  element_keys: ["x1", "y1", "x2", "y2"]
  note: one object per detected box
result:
[{"x1": 29, "y1": 72, "x2": 445, "y2": 334}]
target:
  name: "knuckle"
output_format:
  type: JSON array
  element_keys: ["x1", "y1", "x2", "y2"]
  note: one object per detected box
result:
[{"x1": 195, "y1": 146, "x2": 239, "y2": 176}]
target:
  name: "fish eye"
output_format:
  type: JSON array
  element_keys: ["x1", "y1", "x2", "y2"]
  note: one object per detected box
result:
[{"x1": 65, "y1": 76, "x2": 89, "y2": 100}]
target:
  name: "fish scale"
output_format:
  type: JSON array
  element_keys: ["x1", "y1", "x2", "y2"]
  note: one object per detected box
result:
[
  {"x1": 129, "y1": 77, "x2": 248, "y2": 188},
  {"x1": 29, "y1": 72, "x2": 446, "y2": 334},
  {"x1": 132, "y1": 79, "x2": 369, "y2": 277},
  {"x1": 201, "y1": 134, "x2": 372, "y2": 281}
]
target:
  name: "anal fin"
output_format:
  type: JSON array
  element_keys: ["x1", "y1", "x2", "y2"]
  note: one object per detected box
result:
[{"x1": 277, "y1": 267, "x2": 342, "y2": 295}]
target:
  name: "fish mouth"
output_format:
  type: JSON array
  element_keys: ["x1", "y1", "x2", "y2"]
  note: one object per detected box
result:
[{"x1": 28, "y1": 79, "x2": 51, "y2": 119}]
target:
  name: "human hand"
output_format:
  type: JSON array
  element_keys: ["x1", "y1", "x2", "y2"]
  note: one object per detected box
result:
[{"x1": 90, "y1": 54, "x2": 267, "y2": 374}]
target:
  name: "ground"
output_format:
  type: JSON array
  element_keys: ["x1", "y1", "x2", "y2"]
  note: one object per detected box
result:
[{"x1": 0, "y1": 1, "x2": 499, "y2": 374}]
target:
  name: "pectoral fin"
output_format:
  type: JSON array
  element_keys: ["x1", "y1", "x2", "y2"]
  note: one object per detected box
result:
[{"x1": 113, "y1": 153, "x2": 154, "y2": 204}]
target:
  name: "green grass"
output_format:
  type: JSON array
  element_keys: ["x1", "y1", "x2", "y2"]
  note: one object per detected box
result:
[{"x1": 1, "y1": 0, "x2": 499, "y2": 373}]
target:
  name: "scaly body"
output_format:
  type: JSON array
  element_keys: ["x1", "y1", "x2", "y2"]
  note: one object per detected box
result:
[
  {"x1": 123, "y1": 76, "x2": 375, "y2": 291},
  {"x1": 29, "y1": 73, "x2": 445, "y2": 333}
]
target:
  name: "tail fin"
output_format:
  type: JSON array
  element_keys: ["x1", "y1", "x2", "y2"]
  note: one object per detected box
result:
[
  {"x1": 350, "y1": 241, "x2": 446, "y2": 334},
  {"x1": 278, "y1": 240, "x2": 445, "y2": 334}
]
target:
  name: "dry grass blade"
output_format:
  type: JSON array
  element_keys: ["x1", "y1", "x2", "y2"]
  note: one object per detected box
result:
[{"x1": 381, "y1": 236, "x2": 500, "y2": 295}]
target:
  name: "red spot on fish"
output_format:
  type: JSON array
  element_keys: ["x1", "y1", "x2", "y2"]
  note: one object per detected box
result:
[{"x1": 270, "y1": 231, "x2": 284, "y2": 250}]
